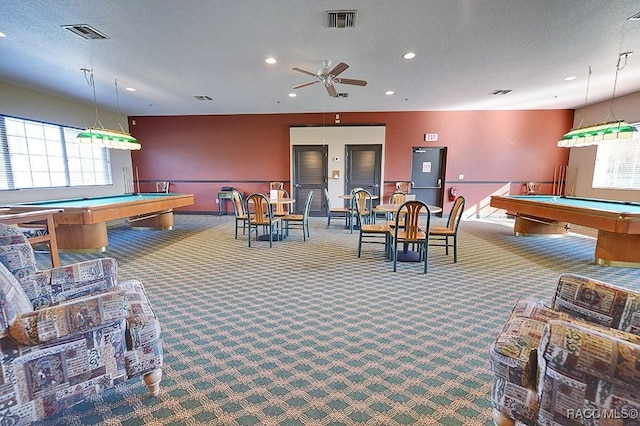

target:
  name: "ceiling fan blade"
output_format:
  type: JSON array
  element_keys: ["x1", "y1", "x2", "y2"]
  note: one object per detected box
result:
[
  {"x1": 329, "y1": 62, "x2": 349, "y2": 77},
  {"x1": 335, "y1": 78, "x2": 368, "y2": 87},
  {"x1": 292, "y1": 80, "x2": 320, "y2": 89},
  {"x1": 326, "y1": 83, "x2": 338, "y2": 97},
  {"x1": 292, "y1": 67, "x2": 317, "y2": 77}
]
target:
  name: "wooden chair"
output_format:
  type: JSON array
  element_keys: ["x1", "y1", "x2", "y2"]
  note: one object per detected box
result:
[
  {"x1": 283, "y1": 191, "x2": 313, "y2": 241},
  {"x1": 324, "y1": 188, "x2": 349, "y2": 228},
  {"x1": 269, "y1": 181, "x2": 284, "y2": 190},
  {"x1": 525, "y1": 182, "x2": 540, "y2": 195},
  {"x1": 429, "y1": 196, "x2": 465, "y2": 263},
  {"x1": 350, "y1": 189, "x2": 372, "y2": 234},
  {"x1": 245, "y1": 193, "x2": 280, "y2": 248},
  {"x1": 273, "y1": 189, "x2": 290, "y2": 218},
  {"x1": 155, "y1": 181, "x2": 170, "y2": 193},
  {"x1": 354, "y1": 192, "x2": 390, "y2": 258},
  {"x1": 390, "y1": 200, "x2": 431, "y2": 273},
  {"x1": 231, "y1": 190, "x2": 247, "y2": 239},
  {"x1": 395, "y1": 181, "x2": 412, "y2": 194},
  {"x1": 0, "y1": 209, "x2": 62, "y2": 268}
]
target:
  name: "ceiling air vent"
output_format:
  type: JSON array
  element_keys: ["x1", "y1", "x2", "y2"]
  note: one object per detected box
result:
[
  {"x1": 326, "y1": 10, "x2": 357, "y2": 28},
  {"x1": 628, "y1": 11, "x2": 640, "y2": 20},
  {"x1": 336, "y1": 92, "x2": 349, "y2": 98},
  {"x1": 194, "y1": 95, "x2": 213, "y2": 101},
  {"x1": 61, "y1": 24, "x2": 109, "y2": 40},
  {"x1": 490, "y1": 89, "x2": 512, "y2": 95}
]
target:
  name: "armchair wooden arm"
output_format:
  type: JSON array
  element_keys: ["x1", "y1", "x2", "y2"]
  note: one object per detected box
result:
[{"x1": 0, "y1": 208, "x2": 62, "y2": 267}]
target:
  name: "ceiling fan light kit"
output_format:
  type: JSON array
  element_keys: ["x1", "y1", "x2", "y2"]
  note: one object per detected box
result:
[{"x1": 291, "y1": 61, "x2": 367, "y2": 97}]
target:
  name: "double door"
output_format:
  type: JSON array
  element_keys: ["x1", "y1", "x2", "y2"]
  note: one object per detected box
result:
[{"x1": 291, "y1": 144, "x2": 382, "y2": 216}]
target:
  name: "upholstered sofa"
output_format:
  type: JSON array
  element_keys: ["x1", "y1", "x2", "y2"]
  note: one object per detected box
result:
[
  {"x1": 489, "y1": 273, "x2": 640, "y2": 425},
  {"x1": 0, "y1": 223, "x2": 163, "y2": 424}
]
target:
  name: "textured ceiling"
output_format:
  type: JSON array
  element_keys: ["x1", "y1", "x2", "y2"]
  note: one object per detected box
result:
[{"x1": 1, "y1": 1, "x2": 640, "y2": 116}]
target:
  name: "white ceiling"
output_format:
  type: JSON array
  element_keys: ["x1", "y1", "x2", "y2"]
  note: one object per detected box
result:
[{"x1": 1, "y1": 1, "x2": 640, "y2": 117}]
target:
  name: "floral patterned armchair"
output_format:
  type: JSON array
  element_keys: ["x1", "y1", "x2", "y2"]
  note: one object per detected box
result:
[
  {"x1": 489, "y1": 274, "x2": 640, "y2": 425},
  {"x1": 0, "y1": 223, "x2": 163, "y2": 424}
]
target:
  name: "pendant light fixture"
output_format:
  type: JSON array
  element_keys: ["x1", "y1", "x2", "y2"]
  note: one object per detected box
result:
[
  {"x1": 557, "y1": 52, "x2": 638, "y2": 148},
  {"x1": 77, "y1": 68, "x2": 141, "y2": 150}
]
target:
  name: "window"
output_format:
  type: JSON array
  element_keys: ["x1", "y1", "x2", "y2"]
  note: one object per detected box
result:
[
  {"x1": 0, "y1": 115, "x2": 111, "y2": 190},
  {"x1": 592, "y1": 125, "x2": 640, "y2": 190}
]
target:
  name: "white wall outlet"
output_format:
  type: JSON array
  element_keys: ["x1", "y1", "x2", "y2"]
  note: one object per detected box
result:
[{"x1": 458, "y1": 174, "x2": 464, "y2": 180}]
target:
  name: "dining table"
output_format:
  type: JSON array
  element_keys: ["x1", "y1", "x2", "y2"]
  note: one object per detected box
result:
[
  {"x1": 374, "y1": 203, "x2": 443, "y2": 262},
  {"x1": 251, "y1": 197, "x2": 295, "y2": 241}
]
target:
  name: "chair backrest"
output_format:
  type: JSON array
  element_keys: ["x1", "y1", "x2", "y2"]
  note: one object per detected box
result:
[
  {"x1": 353, "y1": 189, "x2": 372, "y2": 214},
  {"x1": 394, "y1": 200, "x2": 431, "y2": 241},
  {"x1": 388, "y1": 191, "x2": 406, "y2": 205},
  {"x1": 303, "y1": 191, "x2": 314, "y2": 216},
  {"x1": 274, "y1": 189, "x2": 290, "y2": 215},
  {"x1": 525, "y1": 182, "x2": 539, "y2": 194},
  {"x1": 395, "y1": 181, "x2": 411, "y2": 194},
  {"x1": 270, "y1": 181, "x2": 284, "y2": 190},
  {"x1": 156, "y1": 181, "x2": 170, "y2": 193},
  {"x1": 245, "y1": 193, "x2": 272, "y2": 225},
  {"x1": 446, "y1": 196, "x2": 466, "y2": 231},
  {"x1": 231, "y1": 190, "x2": 245, "y2": 216},
  {"x1": 323, "y1": 188, "x2": 331, "y2": 210}
]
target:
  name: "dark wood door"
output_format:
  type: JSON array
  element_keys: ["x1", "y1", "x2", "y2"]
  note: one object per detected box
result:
[
  {"x1": 292, "y1": 145, "x2": 327, "y2": 216},
  {"x1": 344, "y1": 144, "x2": 382, "y2": 199}
]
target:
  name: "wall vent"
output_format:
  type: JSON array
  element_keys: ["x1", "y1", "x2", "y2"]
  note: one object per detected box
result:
[
  {"x1": 628, "y1": 11, "x2": 640, "y2": 20},
  {"x1": 489, "y1": 89, "x2": 512, "y2": 95},
  {"x1": 326, "y1": 10, "x2": 357, "y2": 28},
  {"x1": 194, "y1": 95, "x2": 213, "y2": 101},
  {"x1": 61, "y1": 24, "x2": 109, "y2": 40}
]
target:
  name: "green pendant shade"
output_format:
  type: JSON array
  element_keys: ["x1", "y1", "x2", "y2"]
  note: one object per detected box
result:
[
  {"x1": 557, "y1": 120, "x2": 638, "y2": 148},
  {"x1": 77, "y1": 128, "x2": 141, "y2": 150}
]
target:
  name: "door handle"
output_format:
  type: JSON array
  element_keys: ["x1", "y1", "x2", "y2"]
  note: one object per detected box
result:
[
  {"x1": 437, "y1": 179, "x2": 442, "y2": 188},
  {"x1": 295, "y1": 183, "x2": 302, "y2": 188}
]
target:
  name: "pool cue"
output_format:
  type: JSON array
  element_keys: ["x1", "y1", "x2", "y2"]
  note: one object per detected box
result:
[
  {"x1": 135, "y1": 167, "x2": 140, "y2": 194},
  {"x1": 552, "y1": 166, "x2": 557, "y2": 195}
]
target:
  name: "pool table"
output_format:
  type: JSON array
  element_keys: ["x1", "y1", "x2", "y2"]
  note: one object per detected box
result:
[
  {"x1": 490, "y1": 195, "x2": 640, "y2": 267},
  {"x1": 6, "y1": 193, "x2": 194, "y2": 252}
]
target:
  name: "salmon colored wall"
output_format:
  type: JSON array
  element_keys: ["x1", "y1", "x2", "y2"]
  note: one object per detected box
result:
[{"x1": 129, "y1": 110, "x2": 573, "y2": 216}]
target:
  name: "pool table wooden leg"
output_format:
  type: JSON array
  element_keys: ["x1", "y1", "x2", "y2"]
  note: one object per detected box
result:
[
  {"x1": 594, "y1": 230, "x2": 640, "y2": 267},
  {"x1": 514, "y1": 214, "x2": 568, "y2": 237},
  {"x1": 56, "y1": 223, "x2": 108, "y2": 252},
  {"x1": 129, "y1": 211, "x2": 174, "y2": 230}
]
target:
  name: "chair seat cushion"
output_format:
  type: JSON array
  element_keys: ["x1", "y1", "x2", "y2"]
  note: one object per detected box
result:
[
  {"x1": 395, "y1": 230, "x2": 427, "y2": 240},
  {"x1": 283, "y1": 214, "x2": 304, "y2": 221},
  {"x1": 429, "y1": 226, "x2": 454, "y2": 235},
  {"x1": 362, "y1": 224, "x2": 389, "y2": 233}
]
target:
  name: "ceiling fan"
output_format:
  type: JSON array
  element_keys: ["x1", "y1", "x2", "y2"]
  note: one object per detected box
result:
[{"x1": 292, "y1": 60, "x2": 367, "y2": 97}]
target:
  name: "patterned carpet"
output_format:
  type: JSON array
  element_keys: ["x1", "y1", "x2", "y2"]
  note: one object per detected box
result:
[{"x1": 34, "y1": 214, "x2": 640, "y2": 426}]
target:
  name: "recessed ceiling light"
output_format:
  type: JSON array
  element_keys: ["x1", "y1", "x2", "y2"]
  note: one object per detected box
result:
[
  {"x1": 265, "y1": 57, "x2": 277, "y2": 64},
  {"x1": 563, "y1": 76, "x2": 577, "y2": 81},
  {"x1": 288, "y1": 93, "x2": 297, "y2": 97},
  {"x1": 125, "y1": 87, "x2": 136, "y2": 92},
  {"x1": 403, "y1": 52, "x2": 416, "y2": 60},
  {"x1": 385, "y1": 90, "x2": 394, "y2": 95}
]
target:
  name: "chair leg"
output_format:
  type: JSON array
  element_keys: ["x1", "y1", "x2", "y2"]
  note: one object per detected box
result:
[
  {"x1": 357, "y1": 232, "x2": 363, "y2": 257},
  {"x1": 392, "y1": 242, "x2": 398, "y2": 272},
  {"x1": 453, "y1": 235, "x2": 457, "y2": 263},
  {"x1": 143, "y1": 368, "x2": 163, "y2": 397},
  {"x1": 445, "y1": 236, "x2": 450, "y2": 255},
  {"x1": 423, "y1": 242, "x2": 428, "y2": 273}
]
